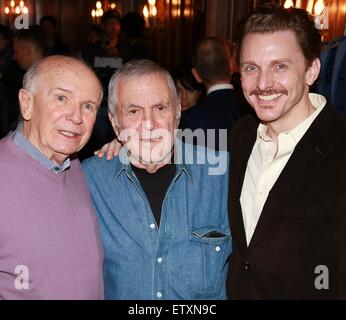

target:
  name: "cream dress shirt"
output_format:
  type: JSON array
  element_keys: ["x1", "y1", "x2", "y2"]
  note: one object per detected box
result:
[{"x1": 240, "y1": 93, "x2": 327, "y2": 245}]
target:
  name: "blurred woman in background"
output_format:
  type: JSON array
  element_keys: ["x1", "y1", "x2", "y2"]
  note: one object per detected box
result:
[{"x1": 173, "y1": 61, "x2": 204, "y2": 111}]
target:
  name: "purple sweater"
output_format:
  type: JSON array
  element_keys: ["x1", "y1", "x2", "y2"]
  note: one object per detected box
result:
[{"x1": 0, "y1": 136, "x2": 104, "y2": 299}]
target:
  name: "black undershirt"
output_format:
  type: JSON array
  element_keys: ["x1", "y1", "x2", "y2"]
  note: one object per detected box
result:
[{"x1": 131, "y1": 163, "x2": 176, "y2": 227}]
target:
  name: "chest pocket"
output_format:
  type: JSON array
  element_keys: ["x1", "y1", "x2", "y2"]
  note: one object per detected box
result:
[{"x1": 188, "y1": 226, "x2": 232, "y2": 299}]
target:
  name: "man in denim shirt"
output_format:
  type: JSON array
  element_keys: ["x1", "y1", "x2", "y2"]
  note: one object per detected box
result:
[{"x1": 83, "y1": 60, "x2": 231, "y2": 300}]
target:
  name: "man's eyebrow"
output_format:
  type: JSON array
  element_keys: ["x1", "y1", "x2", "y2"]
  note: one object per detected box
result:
[
  {"x1": 124, "y1": 101, "x2": 170, "y2": 109},
  {"x1": 125, "y1": 104, "x2": 143, "y2": 109},
  {"x1": 270, "y1": 59, "x2": 293, "y2": 65},
  {"x1": 154, "y1": 101, "x2": 170, "y2": 106},
  {"x1": 83, "y1": 99, "x2": 99, "y2": 105},
  {"x1": 240, "y1": 61, "x2": 257, "y2": 67},
  {"x1": 48, "y1": 87, "x2": 73, "y2": 95},
  {"x1": 48, "y1": 87, "x2": 99, "y2": 104},
  {"x1": 240, "y1": 59, "x2": 293, "y2": 67}
]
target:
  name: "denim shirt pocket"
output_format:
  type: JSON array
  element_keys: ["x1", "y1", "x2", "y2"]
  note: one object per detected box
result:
[{"x1": 188, "y1": 226, "x2": 232, "y2": 299}]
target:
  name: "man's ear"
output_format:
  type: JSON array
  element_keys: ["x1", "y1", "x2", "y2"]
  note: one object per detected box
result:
[
  {"x1": 191, "y1": 68, "x2": 203, "y2": 84},
  {"x1": 108, "y1": 111, "x2": 120, "y2": 137},
  {"x1": 305, "y1": 57, "x2": 321, "y2": 86},
  {"x1": 176, "y1": 102, "x2": 181, "y2": 120},
  {"x1": 18, "y1": 89, "x2": 34, "y2": 121},
  {"x1": 175, "y1": 102, "x2": 181, "y2": 127}
]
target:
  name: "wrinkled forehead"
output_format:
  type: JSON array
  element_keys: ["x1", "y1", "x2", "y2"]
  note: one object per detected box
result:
[
  {"x1": 40, "y1": 60, "x2": 87, "y2": 75},
  {"x1": 37, "y1": 60, "x2": 101, "y2": 89},
  {"x1": 119, "y1": 72, "x2": 174, "y2": 100}
]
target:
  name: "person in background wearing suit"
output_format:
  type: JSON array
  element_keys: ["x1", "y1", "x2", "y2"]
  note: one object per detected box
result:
[
  {"x1": 180, "y1": 37, "x2": 250, "y2": 150},
  {"x1": 227, "y1": 3, "x2": 346, "y2": 299}
]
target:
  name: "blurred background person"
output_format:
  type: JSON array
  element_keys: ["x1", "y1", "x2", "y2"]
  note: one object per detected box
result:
[
  {"x1": 100, "y1": 10, "x2": 128, "y2": 59},
  {"x1": 180, "y1": 37, "x2": 251, "y2": 150},
  {"x1": 40, "y1": 15, "x2": 69, "y2": 56},
  {"x1": 13, "y1": 27, "x2": 46, "y2": 71},
  {"x1": 172, "y1": 61, "x2": 204, "y2": 113},
  {"x1": 0, "y1": 28, "x2": 46, "y2": 136},
  {"x1": 88, "y1": 24, "x2": 103, "y2": 45},
  {"x1": 121, "y1": 12, "x2": 153, "y2": 62},
  {"x1": 82, "y1": 24, "x2": 104, "y2": 66}
]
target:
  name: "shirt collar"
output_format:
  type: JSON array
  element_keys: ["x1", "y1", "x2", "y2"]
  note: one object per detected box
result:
[
  {"x1": 113, "y1": 138, "x2": 193, "y2": 183},
  {"x1": 207, "y1": 83, "x2": 234, "y2": 95},
  {"x1": 12, "y1": 122, "x2": 70, "y2": 174}
]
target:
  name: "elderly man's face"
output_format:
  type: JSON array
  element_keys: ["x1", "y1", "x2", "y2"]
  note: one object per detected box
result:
[
  {"x1": 110, "y1": 73, "x2": 179, "y2": 166},
  {"x1": 19, "y1": 60, "x2": 102, "y2": 164},
  {"x1": 240, "y1": 30, "x2": 320, "y2": 128}
]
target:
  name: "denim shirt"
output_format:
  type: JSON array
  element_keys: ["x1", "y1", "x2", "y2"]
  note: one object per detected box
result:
[{"x1": 82, "y1": 141, "x2": 231, "y2": 300}]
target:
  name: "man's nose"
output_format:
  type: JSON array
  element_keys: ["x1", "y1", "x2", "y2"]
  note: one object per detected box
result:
[
  {"x1": 141, "y1": 119, "x2": 154, "y2": 131},
  {"x1": 257, "y1": 69, "x2": 274, "y2": 91},
  {"x1": 142, "y1": 110, "x2": 155, "y2": 130},
  {"x1": 66, "y1": 103, "x2": 83, "y2": 125}
]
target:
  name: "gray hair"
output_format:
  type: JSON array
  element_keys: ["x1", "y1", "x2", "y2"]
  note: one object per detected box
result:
[
  {"x1": 22, "y1": 55, "x2": 104, "y2": 105},
  {"x1": 108, "y1": 59, "x2": 180, "y2": 117}
]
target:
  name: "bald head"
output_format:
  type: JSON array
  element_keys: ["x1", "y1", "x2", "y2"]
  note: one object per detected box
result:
[
  {"x1": 192, "y1": 37, "x2": 231, "y2": 86},
  {"x1": 23, "y1": 55, "x2": 103, "y2": 104}
]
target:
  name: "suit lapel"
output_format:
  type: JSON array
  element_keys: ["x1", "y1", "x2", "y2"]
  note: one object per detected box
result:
[{"x1": 229, "y1": 120, "x2": 257, "y2": 253}]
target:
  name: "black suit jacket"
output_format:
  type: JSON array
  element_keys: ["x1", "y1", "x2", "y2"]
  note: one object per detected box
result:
[
  {"x1": 180, "y1": 89, "x2": 251, "y2": 150},
  {"x1": 227, "y1": 104, "x2": 346, "y2": 299}
]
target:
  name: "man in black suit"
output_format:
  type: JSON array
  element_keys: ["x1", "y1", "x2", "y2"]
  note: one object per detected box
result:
[
  {"x1": 227, "y1": 4, "x2": 346, "y2": 299},
  {"x1": 180, "y1": 37, "x2": 250, "y2": 150}
]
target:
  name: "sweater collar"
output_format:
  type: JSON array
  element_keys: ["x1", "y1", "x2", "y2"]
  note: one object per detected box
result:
[{"x1": 12, "y1": 122, "x2": 70, "y2": 174}]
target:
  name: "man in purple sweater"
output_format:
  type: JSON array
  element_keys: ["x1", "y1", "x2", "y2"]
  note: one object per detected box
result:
[{"x1": 0, "y1": 55, "x2": 104, "y2": 299}]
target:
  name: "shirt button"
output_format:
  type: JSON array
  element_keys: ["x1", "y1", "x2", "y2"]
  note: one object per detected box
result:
[
  {"x1": 149, "y1": 223, "x2": 155, "y2": 229},
  {"x1": 157, "y1": 292, "x2": 162, "y2": 298},
  {"x1": 157, "y1": 257, "x2": 163, "y2": 263},
  {"x1": 215, "y1": 246, "x2": 221, "y2": 252}
]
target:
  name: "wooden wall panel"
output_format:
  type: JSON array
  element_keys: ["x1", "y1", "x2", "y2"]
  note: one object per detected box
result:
[{"x1": 334, "y1": 0, "x2": 346, "y2": 38}]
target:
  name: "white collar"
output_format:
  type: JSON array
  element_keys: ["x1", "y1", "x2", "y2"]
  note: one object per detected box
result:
[{"x1": 207, "y1": 83, "x2": 234, "y2": 95}]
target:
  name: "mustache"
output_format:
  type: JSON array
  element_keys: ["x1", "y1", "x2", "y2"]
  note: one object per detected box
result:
[{"x1": 250, "y1": 89, "x2": 288, "y2": 96}]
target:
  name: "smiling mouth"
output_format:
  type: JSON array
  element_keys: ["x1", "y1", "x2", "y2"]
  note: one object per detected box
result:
[
  {"x1": 59, "y1": 130, "x2": 81, "y2": 138},
  {"x1": 258, "y1": 93, "x2": 283, "y2": 101}
]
